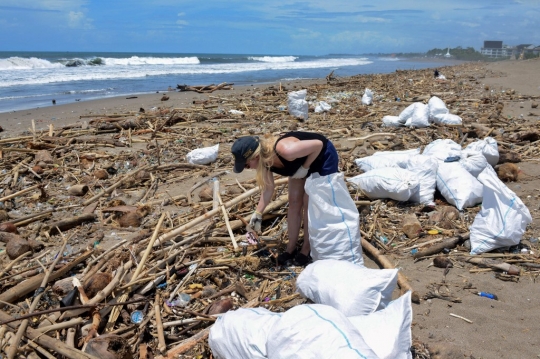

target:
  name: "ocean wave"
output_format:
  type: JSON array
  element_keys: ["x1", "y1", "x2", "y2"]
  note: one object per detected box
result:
[
  {"x1": 0, "y1": 57, "x2": 64, "y2": 70},
  {"x1": 0, "y1": 58, "x2": 372, "y2": 87},
  {"x1": 378, "y1": 57, "x2": 400, "y2": 61},
  {"x1": 101, "y1": 56, "x2": 200, "y2": 66},
  {"x1": 248, "y1": 56, "x2": 298, "y2": 63}
]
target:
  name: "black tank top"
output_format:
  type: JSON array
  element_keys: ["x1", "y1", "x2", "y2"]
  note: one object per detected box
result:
[{"x1": 270, "y1": 132, "x2": 328, "y2": 176}]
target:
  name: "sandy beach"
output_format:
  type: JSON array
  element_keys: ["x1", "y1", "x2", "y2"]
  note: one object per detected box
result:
[{"x1": 1, "y1": 58, "x2": 540, "y2": 358}]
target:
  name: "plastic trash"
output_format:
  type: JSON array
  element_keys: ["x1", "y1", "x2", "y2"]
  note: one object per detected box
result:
[
  {"x1": 287, "y1": 89, "x2": 308, "y2": 120},
  {"x1": 362, "y1": 88, "x2": 373, "y2": 105},
  {"x1": 131, "y1": 310, "x2": 144, "y2": 324},
  {"x1": 477, "y1": 292, "x2": 498, "y2": 300},
  {"x1": 167, "y1": 293, "x2": 191, "y2": 307},
  {"x1": 186, "y1": 144, "x2": 219, "y2": 165},
  {"x1": 314, "y1": 101, "x2": 331, "y2": 113}
]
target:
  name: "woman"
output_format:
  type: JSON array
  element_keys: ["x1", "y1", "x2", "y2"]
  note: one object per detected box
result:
[{"x1": 231, "y1": 131, "x2": 339, "y2": 265}]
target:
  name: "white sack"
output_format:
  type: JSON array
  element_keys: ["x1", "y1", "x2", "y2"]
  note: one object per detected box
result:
[
  {"x1": 404, "y1": 103, "x2": 430, "y2": 128},
  {"x1": 422, "y1": 138, "x2": 462, "y2": 163},
  {"x1": 348, "y1": 291, "x2": 413, "y2": 359},
  {"x1": 314, "y1": 101, "x2": 332, "y2": 113},
  {"x1": 465, "y1": 137, "x2": 499, "y2": 167},
  {"x1": 209, "y1": 307, "x2": 281, "y2": 359},
  {"x1": 398, "y1": 103, "x2": 419, "y2": 123},
  {"x1": 305, "y1": 173, "x2": 364, "y2": 265},
  {"x1": 186, "y1": 144, "x2": 219, "y2": 165},
  {"x1": 432, "y1": 113, "x2": 462, "y2": 125},
  {"x1": 347, "y1": 167, "x2": 419, "y2": 202},
  {"x1": 355, "y1": 156, "x2": 399, "y2": 173},
  {"x1": 229, "y1": 109, "x2": 244, "y2": 115},
  {"x1": 296, "y1": 259, "x2": 398, "y2": 316},
  {"x1": 372, "y1": 148, "x2": 422, "y2": 168},
  {"x1": 382, "y1": 115, "x2": 404, "y2": 127},
  {"x1": 287, "y1": 89, "x2": 308, "y2": 120},
  {"x1": 460, "y1": 149, "x2": 488, "y2": 177},
  {"x1": 427, "y1": 96, "x2": 449, "y2": 121},
  {"x1": 469, "y1": 166, "x2": 532, "y2": 255},
  {"x1": 405, "y1": 155, "x2": 438, "y2": 205},
  {"x1": 266, "y1": 304, "x2": 380, "y2": 359},
  {"x1": 436, "y1": 162, "x2": 483, "y2": 210},
  {"x1": 362, "y1": 88, "x2": 373, "y2": 105}
]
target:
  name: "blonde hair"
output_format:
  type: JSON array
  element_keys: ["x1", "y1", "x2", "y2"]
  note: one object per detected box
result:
[{"x1": 253, "y1": 134, "x2": 278, "y2": 190}]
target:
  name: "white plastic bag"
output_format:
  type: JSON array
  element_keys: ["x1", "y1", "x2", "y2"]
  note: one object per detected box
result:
[
  {"x1": 372, "y1": 148, "x2": 422, "y2": 168},
  {"x1": 405, "y1": 155, "x2": 438, "y2": 205},
  {"x1": 427, "y1": 96, "x2": 449, "y2": 121},
  {"x1": 354, "y1": 155, "x2": 399, "y2": 172},
  {"x1": 436, "y1": 162, "x2": 483, "y2": 210},
  {"x1": 422, "y1": 138, "x2": 461, "y2": 163},
  {"x1": 266, "y1": 304, "x2": 379, "y2": 359},
  {"x1": 296, "y1": 259, "x2": 398, "y2": 316},
  {"x1": 305, "y1": 173, "x2": 364, "y2": 265},
  {"x1": 398, "y1": 103, "x2": 418, "y2": 123},
  {"x1": 348, "y1": 291, "x2": 413, "y2": 359},
  {"x1": 347, "y1": 168, "x2": 419, "y2": 202},
  {"x1": 228, "y1": 109, "x2": 244, "y2": 115},
  {"x1": 432, "y1": 113, "x2": 462, "y2": 125},
  {"x1": 362, "y1": 88, "x2": 373, "y2": 105},
  {"x1": 186, "y1": 144, "x2": 219, "y2": 165},
  {"x1": 315, "y1": 101, "x2": 332, "y2": 113},
  {"x1": 382, "y1": 115, "x2": 404, "y2": 127},
  {"x1": 469, "y1": 166, "x2": 532, "y2": 255},
  {"x1": 465, "y1": 137, "x2": 499, "y2": 167},
  {"x1": 460, "y1": 149, "x2": 488, "y2": 177},
  {"x1": 287, "y1": 89, "x2": 308, "y2": 120},
  {"x1": 209, "y1": 308, "x2": 281, "y2": 359}
]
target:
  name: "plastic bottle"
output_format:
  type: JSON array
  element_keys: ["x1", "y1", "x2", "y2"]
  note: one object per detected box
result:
[{"x1": 477, "y1": 292, "x2": 498, "y2": 300}]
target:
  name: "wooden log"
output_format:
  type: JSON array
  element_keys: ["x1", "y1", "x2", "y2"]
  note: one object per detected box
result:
[
  {"x1": 459, "y1": 256, "x2": 521, "y2": 275},
  {"x1": 0, "y1": 184, "x2": 41, "y2": 202},
  {"x1": 413, "y1": 232, "x2": 469, "y2": 260},
  {"x1": 68, "y1": 184, "x2": 89, "y2": 196},
  {"x1": 0, "y1": 250, "x2": 93, "y2": 304},
  {"x1": 43, "y1": 213, "x2": 96, "y2": 235},
  {"x1": 155, "y1": 327, "x2": 210, "y2": 359},
  {"x1": 402, "y1": 214, "x2": 422, "y2": 239},
  {"x1": 361, "y1": 238, "x2": 420, "y2": 303}
]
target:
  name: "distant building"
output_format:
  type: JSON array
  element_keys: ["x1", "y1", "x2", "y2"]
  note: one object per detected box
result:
[{"x1": 480, "y1": 40, "x2": 511, "y2": 58}]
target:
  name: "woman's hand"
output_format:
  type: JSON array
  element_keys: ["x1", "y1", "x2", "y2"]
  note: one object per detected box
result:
[{"x1": 248, "y1": 211, "x2": 263, "y2": 233}]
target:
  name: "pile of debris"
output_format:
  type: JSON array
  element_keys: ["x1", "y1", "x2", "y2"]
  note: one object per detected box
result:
[{"x1": 0, "y1": 62, "x2": 539, "y2": 358}]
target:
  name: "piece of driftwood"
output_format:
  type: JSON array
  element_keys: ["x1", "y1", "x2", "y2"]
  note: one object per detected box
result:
[
  {"x1": 458, "y1": 256, "x2": 521, "y2": 275},
  {"x1": 361, "y1": 238, "x2": 420, "y2": 303},
  {"x1": 413, "y1": 233, "x2": 469, "y2": 260},
  {"x1": 43, "y1": 213, "x2": 96, "y2": 235}
]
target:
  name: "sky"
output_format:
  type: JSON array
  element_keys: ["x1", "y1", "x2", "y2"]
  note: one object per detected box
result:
[{"x1": 0, "y1": 0, "x2": 539, "y2": 55}]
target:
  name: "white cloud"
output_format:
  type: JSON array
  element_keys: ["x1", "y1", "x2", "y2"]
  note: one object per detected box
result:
[
  {"x1": 176, "y1": 19, "x2": 189, "y2": 27},
  {"x1": 68, "y1": 10, "x2": 92, "y2": 29},
  {"x1": 355, "y1": 15, "x2": 389, "y2": 23},
  {"x1": 290, "y1": 28, "x2": 321, "y2": 40},
  {"x1": 177, "y1": 12, "x2": 185, "y2": 16}
]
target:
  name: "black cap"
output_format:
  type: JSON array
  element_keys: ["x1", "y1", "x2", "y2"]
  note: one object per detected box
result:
[{"x1": 231, "y1": 136, "x2": 259, "y2": 173}]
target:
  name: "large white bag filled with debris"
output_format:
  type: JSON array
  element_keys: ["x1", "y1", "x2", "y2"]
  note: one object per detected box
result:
[
  {"x1": 465, "y1": 137, "x2": 499, "y2": 167},
  {"x1": 427, "y1": 96, "x2": 449, "y2": 121},
  {"x1": 305, "y1": 173, "x2": 364, "y2": 265},
  {"x1": 287, "y1": 89, "x2": 308, "y2": 120},
  {"x1": 348, "y1": 291, "x2": 413, "y2": 359},
  {"x1": 469, "y1": 166, "x2": 532, "y2": 255},
  {"x1": 354, "y1": 155, "x2": 400, "y2": 172},
  {"x1": 362, "y1": 88, "x2": 374, "y2": 105},
  {"x1": 405, "y1": 155, "x2": 438, "y2": 205},
  {"x1": 347, "y1": 168, "x2": 419, "y2": 202},
  {"x1": 382, "y1": 115, "x2": 404, "y2": 127},
  {"x1": 459, "y1": 149, "x2": 488, "y2": 177},
  {"x1": 436, "y1": 162, "x2": 483, "y2": 210},
  {"x1": 423, "y1": 138, "x2": 462, "y2": 163},
  {"x1": 209, "y1": 307, "x2": 281, "y2": 359},
  {"x1": 186, "y1": 144, "x2": 219, "y2": 165},
  {"x1": 432, "y1": 113, "x2": 463, "y2": 125},
  {"x1": 296, "y1": 259, "x2": 398, "y2": 316},
  {"x1": 398, "y1": 103, "x2": 419, "y2": 123},
  {"x1": 372, "y1": 148, "x2": 422, "y2": 168},
  {"x1": 404, "y1": 103, "x2": 430, "y2": 128},
  {"x1": 266, "y1": 304, "x2": 379, "y2": 359}
]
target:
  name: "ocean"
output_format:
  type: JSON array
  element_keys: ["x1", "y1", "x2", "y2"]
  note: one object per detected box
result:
[{"x1": 0, "y1": 51, "x2": 452, "y2": 114}]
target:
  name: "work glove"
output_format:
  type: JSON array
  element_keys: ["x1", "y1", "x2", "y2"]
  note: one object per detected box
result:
[
  {"x1": 249, "y1": 211, "x2": 263, "y2": 233},
  {"x1": 291, "y1": 165, "x2": 309, "y2": 179}
]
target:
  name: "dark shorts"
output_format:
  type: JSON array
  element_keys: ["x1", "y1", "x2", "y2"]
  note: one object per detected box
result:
[{"x1": 318, "y1": 140, "x2": 339, "y2": 176}]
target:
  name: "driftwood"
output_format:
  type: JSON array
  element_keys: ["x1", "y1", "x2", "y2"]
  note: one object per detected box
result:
[
  {"x1": 458, "y1": 256, "x2": 521, "y2": 275},
  {"x1": 177, "y1": 82, "x2": 233, "y2": 93},
  {"x1": 413, "y1": 233, "x2": 470, "y2": 260}
]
